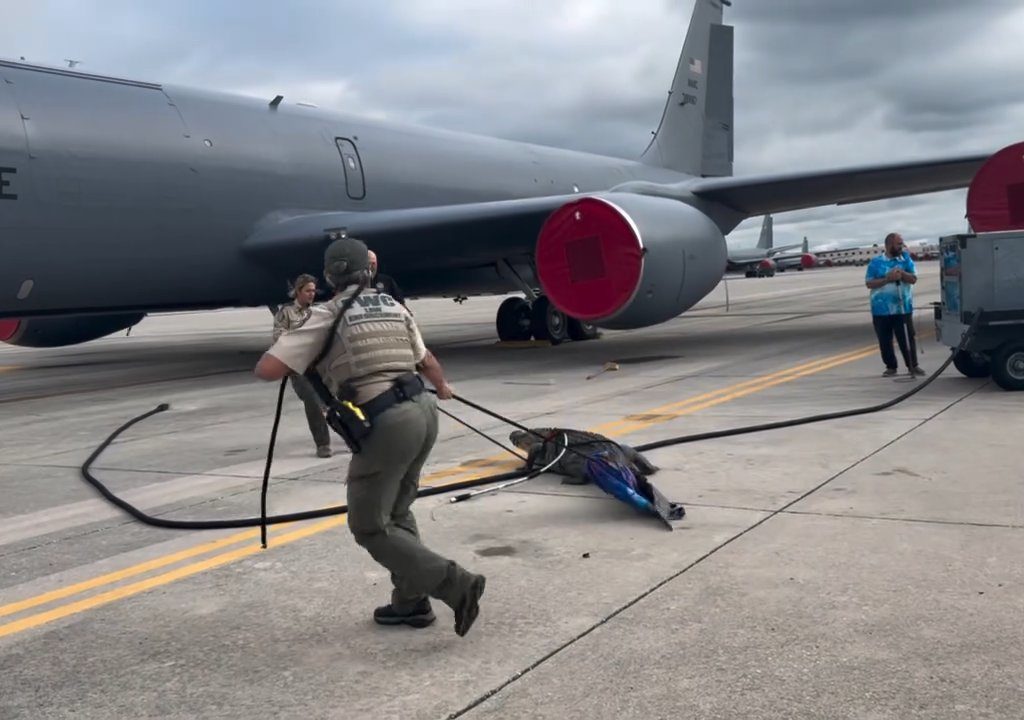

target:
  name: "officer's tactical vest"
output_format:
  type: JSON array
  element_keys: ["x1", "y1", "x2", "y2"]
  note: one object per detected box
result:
[{"x1": 317, "y1": 288, "x2": 417, "y2": 401}]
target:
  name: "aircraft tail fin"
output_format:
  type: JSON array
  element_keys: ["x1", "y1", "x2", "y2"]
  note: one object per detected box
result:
[
  {"x1": 640, "y1": 0, "x2": 733, "y2": 177},
  {"x1": 756, "y1": 214, "x2": 773, "y2": 249}
]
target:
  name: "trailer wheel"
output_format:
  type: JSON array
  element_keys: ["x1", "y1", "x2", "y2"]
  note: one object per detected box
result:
[
  {"x1": 991, "y1": 341, "x2": 1024, "y2": 391},
  {"x1": 952, "y1": 350, "x2": 991, "y2": 378}
]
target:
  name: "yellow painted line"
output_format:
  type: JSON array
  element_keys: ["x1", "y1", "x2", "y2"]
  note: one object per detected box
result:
[
  {"x1": 0, "y1": 528, "x2": 262, "y2": 619},
  {"x1": 421, "y1": 459, "x2": 522, "y2": 488},
  {"x1": 0, "y1": 517, "x2": 344, "y2": 639},
  {"x1": 593, "y1": 344, "x2": 872, "y2": 438},
  {"x1": 625, "y1": 347, "x2": 878, "y2": 426},
  {"x1": 0, "y1": 342, "x2": 885, "y2": 639},
  {"x1": 595, "y1": 345, "x2": 876, "y2": 437},
  {"x1": 420, "y1": 347, "x2": 875, "y2": 488}
]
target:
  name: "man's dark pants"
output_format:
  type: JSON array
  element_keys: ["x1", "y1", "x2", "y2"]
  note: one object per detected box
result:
[{"x1": 873, "y1": 313, "x2": 918, "y2": 370}]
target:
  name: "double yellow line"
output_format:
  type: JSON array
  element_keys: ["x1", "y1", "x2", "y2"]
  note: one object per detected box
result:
[
  {"x1": 594, "y1": 343, "x2": 877, "y2": 438},
  {"x1": 0, "y1": 519, "x2": 342, "y2": 639},
  {"x1": 0, "y1": 342, "x2": 878, "y2": 640}
]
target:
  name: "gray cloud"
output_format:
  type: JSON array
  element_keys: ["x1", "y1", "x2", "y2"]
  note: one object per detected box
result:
[{"x1": 4, "y1": 0, "x2": 1022, "y2": 250}]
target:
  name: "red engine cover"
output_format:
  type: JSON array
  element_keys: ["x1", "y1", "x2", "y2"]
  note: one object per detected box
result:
[
  {"x1": 966, "y1": 141, "x2": 1024, "y2": 232},
  {"x1": 800, "y1": 253, "x2": 817, "y2": 269},
  {"x1": 0, "y1": 319, "x2": 19, "y2": 342},
  {"x1": 758, "y1": 258, "x2": 776, "y2": 269},
  {"x1": 535, "y1": 197, "x2": 644, "y2": 321}
]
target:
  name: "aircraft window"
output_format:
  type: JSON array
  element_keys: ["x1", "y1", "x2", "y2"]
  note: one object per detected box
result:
[
  {"x1": 17, "y1": 279, "x2": 33, "y2": 300},
  {"x1": 335, "y1": 138, "x2": 366, "y2": 200}
]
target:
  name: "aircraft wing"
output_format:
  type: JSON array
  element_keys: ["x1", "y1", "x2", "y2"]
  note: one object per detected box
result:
[
  {"x1": 688, "y1": 152, "x2": 989, "y2": 216},
  {"x1": 766, "y1": 242, "x2": 802, "y2": 256},
  {"x1": 724, "y1": 255, "x2": 767, "y2": 272},
  {"x1": 243, "y1": 194, "x2": 578, "y2": 271},
  {"x1": 244, "y1": 151, "x2": 989, "y2": 278}
]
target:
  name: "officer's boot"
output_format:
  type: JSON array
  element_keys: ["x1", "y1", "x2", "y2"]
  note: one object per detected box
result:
[{"x1": 373, "y1": 598, "x2": 435, "y2": 628}]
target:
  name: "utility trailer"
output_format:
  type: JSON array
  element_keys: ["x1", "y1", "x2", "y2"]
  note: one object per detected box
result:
[{"x1": 934, "y1": 230, "x2": 1024, "y2": 390}]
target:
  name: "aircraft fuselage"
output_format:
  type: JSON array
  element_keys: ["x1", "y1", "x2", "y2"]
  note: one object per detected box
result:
[{"x1": 0, "y1": 60, "x2": 687, "y2": 319}]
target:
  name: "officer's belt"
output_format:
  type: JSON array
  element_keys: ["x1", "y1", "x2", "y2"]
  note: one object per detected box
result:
[{"x1": 360, "y1": 373, "x2": 425, "y2": 421}]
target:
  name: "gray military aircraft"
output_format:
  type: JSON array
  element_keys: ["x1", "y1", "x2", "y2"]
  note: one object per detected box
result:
[
  {"x1": 725, "y1": 215, "x2": 801, "y2": 277},
  {"x1": 0, "y1": 0, "x2": 988, "y2": 347},
  {"x1": 726, "y1": 216, "x2": 817, "y2": 277}
]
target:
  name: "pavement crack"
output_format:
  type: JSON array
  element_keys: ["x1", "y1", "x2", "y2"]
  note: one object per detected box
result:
[
  {"x1": 781, "y1": 509, "x2": 1024, "y2": 530},
  {"x1": 679, "y1": 503, "x2": 1023, "y2": 530}
]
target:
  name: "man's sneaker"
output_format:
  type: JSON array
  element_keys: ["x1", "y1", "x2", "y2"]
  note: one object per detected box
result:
[
  {"x1": 316, "y1": 445, "x2": 333, "y2": 458},
  {"x1": 910, "y1": 366, "x2": 926, "y2": 376},
  {"x1": 454, "y1": 574, "x2": 486, "y2": 637},
  {"x1": 373, "y1": 598, "x2": 435, "y2": 628},
  {"x1": 882, "y1": 368, "x2": 898, "y2": 377}
]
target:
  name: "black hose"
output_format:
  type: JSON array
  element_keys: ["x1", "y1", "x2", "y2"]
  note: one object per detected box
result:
[
  {"x1": 636, "y1": 312, "x2": 980, "y2": 451},
  {"x1": 79, "y1": 316, "x2": 980, "y2": 533},
  {"x1": 260, "y1": 378, "x2": 288, "y2": 547},
  {"x1": 80, "y1": 403, "x2": 528, "y2": 531}
]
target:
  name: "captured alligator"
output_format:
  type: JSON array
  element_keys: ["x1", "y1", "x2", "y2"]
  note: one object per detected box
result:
[
  {"x1": 508, "y1": 427, "x2": 684, "y2": 529},
  {"x1": 509, "y1": 427, "x2": 658, "y2": 484}
]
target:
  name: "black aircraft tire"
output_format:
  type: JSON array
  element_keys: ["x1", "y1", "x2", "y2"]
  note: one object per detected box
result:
[
  {"x1": 568, "y1": 317, "x2": 600, "y2": 341},
  {"x1": 991, "y1": 341, "x2": 1024, "y2": 391},
  {"x1": 496, "y1": 297, "x2": 533, "y2": 342},
  {"x1": 530, "y1": 296, "x2": 568, "y2": 345},
  {"x1": 952, "y1": 349, "x2": 991, "y2": 379}
]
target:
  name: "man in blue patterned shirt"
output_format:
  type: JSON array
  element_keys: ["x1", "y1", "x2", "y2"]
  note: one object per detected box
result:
[{"x1": 865, "y1": 232, "x2": 925, "y2": 377}]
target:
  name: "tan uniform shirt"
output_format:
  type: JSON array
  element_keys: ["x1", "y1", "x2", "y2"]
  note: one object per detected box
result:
[
  {"x1": 272, "y1": 302, "x2": 314, "y2": 343},
  {"x1": 268, "y1": 289, "x2": 427, "y2": 404}
]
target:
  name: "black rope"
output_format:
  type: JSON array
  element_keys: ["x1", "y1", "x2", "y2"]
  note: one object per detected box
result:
[{"x1": 437, "y1": 405, "x2": 526, "y2": 461}]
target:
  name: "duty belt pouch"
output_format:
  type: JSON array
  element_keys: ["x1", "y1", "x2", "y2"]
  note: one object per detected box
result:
[{"x1": 304, "y1": 371, "x2": 372, "y2": 454}]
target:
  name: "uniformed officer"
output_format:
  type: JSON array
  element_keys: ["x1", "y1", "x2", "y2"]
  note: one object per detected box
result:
[
  {"x1": 367, "y1": 250, "x2": 407, "y2": 309},
  {"x1": 272, "y1": 274, "x2": 332, "y2": 458},
  {"x1": 255, "y1": 237, "x2": 486, "y2": 637}
]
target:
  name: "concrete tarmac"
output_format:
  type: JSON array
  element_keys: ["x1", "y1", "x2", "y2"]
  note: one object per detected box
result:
[{"x1": 1, "y1": 264, "x2": 1021, "y2": 719}]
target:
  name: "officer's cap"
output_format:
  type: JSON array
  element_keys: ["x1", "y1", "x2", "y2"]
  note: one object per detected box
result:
[{"x1": 323, "y1": 236, "x2": 370, "y2": 284}]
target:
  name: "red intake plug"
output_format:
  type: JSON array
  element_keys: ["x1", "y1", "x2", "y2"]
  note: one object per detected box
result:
[{"x1": 535, "y1": 197, "x2": 644, "y2": 322}]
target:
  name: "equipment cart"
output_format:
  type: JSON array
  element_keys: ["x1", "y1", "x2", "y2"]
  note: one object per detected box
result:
[{"x1": 934, "y1": 230, "x2": 1024, "y2": 390}]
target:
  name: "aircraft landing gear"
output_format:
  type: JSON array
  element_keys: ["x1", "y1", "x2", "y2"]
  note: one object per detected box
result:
[
  {"x1": 493, "y1": 258, "x2": 599, "y2": 344},
  {"x1": 496, "y1": 297, "x2": 533, "y2": 341},
  {"x1": 494, "y1": 295, "x2": 599, "y2": 344},
  {"x1": 530, "y1": 296, "x2": 568, "y2": 344},
  {"x1": 567, "y1": 317, "x2": 600, "y2": 341}
]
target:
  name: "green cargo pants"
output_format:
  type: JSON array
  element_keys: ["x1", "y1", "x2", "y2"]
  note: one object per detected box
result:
[
  {"x1": 289, "y1": 373, "x2": 331, "y2": 449},
  {"x1": 346, "y1": 392, "x2": 475, "y2": 612}
]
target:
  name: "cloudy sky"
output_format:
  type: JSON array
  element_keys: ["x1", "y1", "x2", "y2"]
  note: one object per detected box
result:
[{"x1": 4, "y1": 0, "x2": 1023, "y2": 248}]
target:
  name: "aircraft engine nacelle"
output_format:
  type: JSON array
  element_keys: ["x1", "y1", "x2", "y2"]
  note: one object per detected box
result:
[
  {"x1": 800, "y1": 252, "x2": 818, "y2": 269},
  {"x1": 0, "y1": 313, "x2": 145, "y2": 348},
  {"x1": 535, "y1": 194, "x2": 727, "y2": 330}
]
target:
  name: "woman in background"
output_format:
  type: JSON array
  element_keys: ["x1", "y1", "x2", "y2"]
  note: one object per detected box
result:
[{"x1": 273, "y1": 274, "x2": 333, "y2": 458}]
